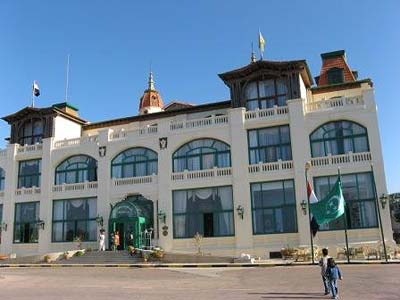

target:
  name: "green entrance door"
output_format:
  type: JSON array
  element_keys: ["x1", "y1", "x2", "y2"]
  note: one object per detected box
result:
[{"x1": 109, "y1": 195, "x2": 154, "y2": 250}]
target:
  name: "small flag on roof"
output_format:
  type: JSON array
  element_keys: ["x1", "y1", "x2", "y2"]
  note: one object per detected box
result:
[{"x1": 33, "y1": 81, "x2": 40, "y2": 97}]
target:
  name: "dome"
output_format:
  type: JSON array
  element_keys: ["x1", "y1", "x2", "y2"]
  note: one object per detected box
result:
[{"x1": 139, "y1": 72, "x2": 164, "y2": 115}]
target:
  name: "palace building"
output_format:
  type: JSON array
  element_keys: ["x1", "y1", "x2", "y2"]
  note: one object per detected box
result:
[{"x1": 0, "y1": 50, "x2": 394, "y2": 257}]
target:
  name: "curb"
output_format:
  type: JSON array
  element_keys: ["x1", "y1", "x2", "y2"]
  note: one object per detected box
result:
[{"x1": 0, "y1": 261, "x2": 399, "y2": 268}]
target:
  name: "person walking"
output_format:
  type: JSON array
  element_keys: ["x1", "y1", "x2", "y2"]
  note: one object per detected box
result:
[
  {"x1": 114, "y1": 231, "x2": 120, "y2": 251},
  {"x1": 318, "y1": 248, "x2": 331, "y2": 295},
  {"x1": 325, "y1": 258, "x2": 343, "y2": 299},
  {"x1": 98, "y1": 229, "x2": 105, "y2": 251}
]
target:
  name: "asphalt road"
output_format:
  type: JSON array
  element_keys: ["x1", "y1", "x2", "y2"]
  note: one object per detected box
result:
[{"x1": 0, "y1": 264, "x2": 399, "y2": 300}]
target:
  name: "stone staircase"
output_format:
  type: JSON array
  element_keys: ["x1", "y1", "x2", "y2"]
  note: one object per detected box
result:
[{"x1": 56, "y1": 250, "x2": 142, "y2": 264}]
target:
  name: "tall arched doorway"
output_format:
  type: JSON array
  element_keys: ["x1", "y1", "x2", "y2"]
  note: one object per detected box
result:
[{"x1": 109, "y1": 195, "x2": 154, "y2": 250}]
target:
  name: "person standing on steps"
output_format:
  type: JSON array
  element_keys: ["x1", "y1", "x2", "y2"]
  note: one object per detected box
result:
[
  {"x1": 114, "y1": 231, "x2": 120, "y2": 251},
  {"x1": 98, "y1": 229, "x2": 105, "y2": 251}
]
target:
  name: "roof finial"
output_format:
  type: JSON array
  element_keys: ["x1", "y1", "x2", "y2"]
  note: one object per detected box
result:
[
  {"x1": 148, "y1": 71, "x2": 155, "y2": 91},
  {"x1": 251, "y1": 42, "x2": 256, "y2": 63}
]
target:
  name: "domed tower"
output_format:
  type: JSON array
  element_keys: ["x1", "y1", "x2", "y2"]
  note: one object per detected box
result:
[{"x1": 139, "y1": 72, "x2": 164, "y2": 115}]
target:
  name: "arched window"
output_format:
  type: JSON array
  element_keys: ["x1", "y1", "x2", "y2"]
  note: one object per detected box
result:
[
  {"x1": 0, "y1": 168, "x2": 5, "y2": 191},
  {"x1": 245, "y1": 78, "x2": 288, "y2": 110},
  {"x1": 111, "y1": 148, "x2": 158, "y2": 178},
  {"x1": 18, "y1": 119, "x2": 43, "y2": 145},
  {"x1": 310, "y1": 121, "x2": 369, "y2": 157},
  {"x1": 173, "y1": 139, "x2": 231, "y2": 172},
  {"x1": 55, "y1": 155, "x2": 97, "y2": 185}
]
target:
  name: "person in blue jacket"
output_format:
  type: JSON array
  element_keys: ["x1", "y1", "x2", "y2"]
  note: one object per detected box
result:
[{"x1": 325, "y1": 258, "x2": 343, "y2": 299}]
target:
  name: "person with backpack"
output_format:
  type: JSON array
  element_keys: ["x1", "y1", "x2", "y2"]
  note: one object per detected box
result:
[
  {"x1": 325, "y1": 258, "x2": 343, "y2": 299},
  {"x1": 318, "y1": 248, "x2": 331, "y2": 295}
]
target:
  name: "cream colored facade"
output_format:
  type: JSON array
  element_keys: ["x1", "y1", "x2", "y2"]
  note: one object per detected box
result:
[{"x1": 0, "y1": 56, "x2": 394, "y2": 258}]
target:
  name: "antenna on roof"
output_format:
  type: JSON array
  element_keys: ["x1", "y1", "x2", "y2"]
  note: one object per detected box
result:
[{"x1": 64, "y1": 54, "x2": 70, "y2": 102}]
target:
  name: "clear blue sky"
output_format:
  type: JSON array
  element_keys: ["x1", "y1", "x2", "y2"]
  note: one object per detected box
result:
[{"x1": 0, "y1": 1, "x2": 399, "y2": 192}]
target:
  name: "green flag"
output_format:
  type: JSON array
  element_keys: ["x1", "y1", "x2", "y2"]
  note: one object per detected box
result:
[{"x1": 310, "y1": 179, "x2": 345, "y2": 225}]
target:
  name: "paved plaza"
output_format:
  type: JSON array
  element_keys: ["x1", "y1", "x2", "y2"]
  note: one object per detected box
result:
[{"x1": 0, "y1": 264, "x2": 399, "y2": 300}]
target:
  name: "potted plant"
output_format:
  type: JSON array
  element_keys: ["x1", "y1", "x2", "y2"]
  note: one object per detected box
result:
[
  {"x1": 73, "y1": 236, "x2": 82, "y2": 250},
  {"x1": 63, "y1": 252, "x2": 70, "y2": 260},
  {"x1": 44, "y1": 254, "x2": 52, "y2": 263},
  {"x1": 128, "y1": 246, "x2": 136, "y2": 256}
]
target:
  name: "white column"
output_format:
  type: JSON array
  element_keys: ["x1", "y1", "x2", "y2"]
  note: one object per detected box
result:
[
  {"x1": 363, "y1": 88, "x2": 394, "y2": 243},
  {"x1": 229, "y1": 107, "x2": 253, "y2": 255},
  {"x1": 97, "y1": 129, "x2": 112, "y2": 249},
  {"x1": 156, "y1": 121, "x2": 173, "y2": 251},
  {"x1": 287, "y1": 98, "x2": 311, "y2": 247},
  {"x1": 38, "y1": 138, "x2": 53, "y2": 254},
  {"x1": 1, "y1": 144, "x2": 18, "y2": 254}
]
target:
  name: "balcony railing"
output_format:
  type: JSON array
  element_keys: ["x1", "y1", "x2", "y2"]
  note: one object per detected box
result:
[
  {"x1": 170, "y1": 115, "x2": 229, "y2": 131},
  {"x1": 15, "y1": 187, "x2": 41, "y2": 196},
  {"x1": 54, "y1": 135, "x2": 99, "y2": 149},
  {"x1": 244, "y1": 106, "x2": 289, "y2": 121},
  {"x1": 306, "y1": 96, "x2": 364, "y2": 113},
  {"x1": 171, "y1": 167, "x2": 232, "y2": 181},
  {"x1": 310, "y1": 152, "x2": 372, "y2": 167},
  {"x1": 109, "y1": 125, "x2": 158, "y2": 141},
  {"x1": 113, "y1": 174, "x2": 156, "y2": 186},
  {"x1": 248, "y1": 160, "x2": 294, "y2": 174},
  {"x1": 52, "y1": 181, "x2": 98, "y2": 193},
  {"x1": 16, "y1": 144, "x2": 43, "y2": 154}
]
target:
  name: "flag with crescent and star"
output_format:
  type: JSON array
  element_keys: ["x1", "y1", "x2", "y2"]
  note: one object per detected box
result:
[{"x1": 310, "y1": 179, "x2": 345, "y2": 225}]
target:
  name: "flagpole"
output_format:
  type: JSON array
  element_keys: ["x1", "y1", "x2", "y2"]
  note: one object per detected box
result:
[
  {"x1": 31, "y1": 82, "x2": 35, "y2": 107},
  {"x1": 305, "y1": 161, "x2": 315, "y2": 264},
  {"x1": 370, "y1": 163, "x2": 388, "y2": 262},
  {"x1": 338, "y1": 167, "x2": 350, "y2": 263}
]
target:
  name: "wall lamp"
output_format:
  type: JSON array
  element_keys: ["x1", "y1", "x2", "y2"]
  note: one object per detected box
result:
[
  {"x1": 0, "y1": 222, "x2": 7, "y2": 231},
  {"x1": 380, "y1": 193, "x2": 400, "y2": 210},
  {"x1": 96, "y1": 215, "x2": 104, "y2": 227},
  {"x1": 379, "y1": 194, "x2": 388, "y2": 209},
  {"x1": 36, "y1": 219, "x2": 45, "y2": 230},
  {"x1": 158, "y1": 210, "x2": 166, "y2": 224},
  {"x1": 300, "y1": 200, "x2": 308, "y2": 215},
  {"x1": 236, "y1": 205, "x2": 244, "y2": 219}
]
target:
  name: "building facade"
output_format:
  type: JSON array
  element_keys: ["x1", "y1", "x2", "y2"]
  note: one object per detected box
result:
[{"x1": 0, "y1": 50, "x2": 394, "y2": 257}]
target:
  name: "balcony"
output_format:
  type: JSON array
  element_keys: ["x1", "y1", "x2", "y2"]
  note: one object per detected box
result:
[
  {"x1": 310, "y1": 152, "x2": 372, "y2": 167},
  {"x1": 0, "y1": 149, "x2": 6, "y2": 158},
  {"x1": 244, "y1": 106, "x2": 289, "y2": 122},
  {"x1": 54, "y1": 135, "x2": 99, "y2": 149},
  {"x1": 109, "y1": 125, "x2": 158, "y2": 142},
  {"x1": 171, "y1": 167, "x2": 232, "y2": 181},
  {"x1": 170, "y1": 115, "x2": 229, "y2": 131},
  {"x1": 306, "y1": 96, "x2": 364, "y2": 113},
  {"x1": 52, "y1": 181, "x2": 98, "y2": 193},
  {"x1": 15, "y1": 187, "x2": 41, "y2": 196},
  {"x1": 112, "y1": 174, "x2": 157, "y2": 186},
  {"x1": 248, "y1": 160, "x2": 294, "y2": 174}
]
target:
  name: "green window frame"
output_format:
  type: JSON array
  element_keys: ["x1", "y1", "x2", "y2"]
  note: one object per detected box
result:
[
  {"x1": 18, "y1": 159, "x2": 41, "y2": 188},
  {"x1": 172, "y1": 186, "x2": 235, "y2": 238},
  {"x1": 13, "y1": 202, "x2": 40, "y2": 244},
  {"x1": 18, "y1": 118, "x2": 43, "y2": 145},
  {"x1": 245, "y1": 78, "x2": 288, "y2": 111},
  {"x1": 310, "y1": 120, "x2": 369, "y2": 157},
  {"x1": 313, "y1": 172, "x2": 378, "y2": 231},
  {"x1": 55, "y1": 155, "x2": 97, "y2": 185},
  {"x1": 327, "y1": 68, "x2": 345, "y2": 84},
  {"x1": 251, "y1": 179, "x2": 297, "y2": 234},
  {"x1": 111, "y1": 147, "x2": 158, "y2": 178},
  {"x1": 0, "y1": 167, "x2": 5, "y2": 191},
  {"x1": 172, "y1": 138, "x2": 231, "y2": 172},
  {"x1": 248, "y1": 125, "x2": 292, "y2": 164},
  {"x1": 52, "y1": 197, "x2": 97, "y2": 242}
]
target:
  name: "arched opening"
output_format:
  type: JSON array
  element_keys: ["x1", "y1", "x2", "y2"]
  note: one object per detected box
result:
[{"x1": 108, "y1": 195, "x2": 154, "y2": 250}]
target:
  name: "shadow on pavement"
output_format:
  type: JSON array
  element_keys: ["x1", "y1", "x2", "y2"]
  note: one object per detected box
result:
[{"x1": 249, "y1": 292, "x2": 325, "y2": 299}]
